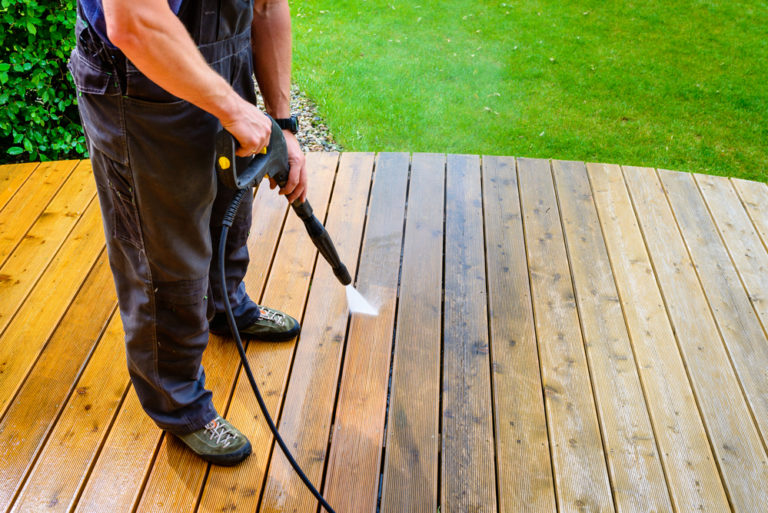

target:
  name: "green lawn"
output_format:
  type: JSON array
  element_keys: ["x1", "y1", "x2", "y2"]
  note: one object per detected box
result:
[{"x1": 291, "y1": 0, "x2": 767, "y2": 181}]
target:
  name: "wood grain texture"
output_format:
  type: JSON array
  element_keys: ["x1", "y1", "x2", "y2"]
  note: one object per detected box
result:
[
  {"x1": 9, "y1": 314, "x2": 128, "y2": 513},
  {"x1": 0, "y1": 160, "x2": 77, "y2": 266},
  {"x1": 441, "y1": 154, "x2": 497, "y2": 513},
  {"x1": 0, "y1": 200, "x2": 104, "y2": 418},
  {"x1": 661, "y1": 170, "x2": 768, "y2": 448},
  {"x1": 258, "y1": 153, "x2": 374, "y2": 513},
  {"x1": 133, "y1": 174, "x2": 292, "y2": 513},
  {"x1": 0, "y1": 163, "x2": 37, "y2": 211},
  {"x1": 553, "y1": 160, "x2": 672, "y2": 512},
  {"x1": 380, "y1": 153, "x2": 444, "y2": 513},
  {"x1": 697, "y1": 174, "x2": 768, "y2": 331},
  {"x1": 624, "y1": 165, "x2": 768, "y2": 512},
  {"x1": 481, "y1": 156, "x2": 555, "y2": 513},
  {"x1": 587, "y1": 163, "x2": 730, "y2": 512},
  {"x1": 731, "y1": 178, "x2": 768, "y2": 251},
  {"x1": 197, "y1": 152, "x2": 339, "y2": 513},
  {"x1": 0, "y1": 251, "x2": 116, "y2": 512},
  {"x1": 517, "y1": 158, "x2": 614, "y2": 513},
  {"x1": 322, "y1": 152, "x2": 409, "y2": 513},
  {"x1": 0, "y1": 160, "x2": 96, "y2": 334}
]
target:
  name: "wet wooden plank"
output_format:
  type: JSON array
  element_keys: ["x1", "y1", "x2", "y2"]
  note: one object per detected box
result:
[
  {"x1": 481, "y1": 156, "x2": 554, "y2": 513},
  {"x1": 380, "y1": 153, "x2": 444, "y2": 513},
  {"x1": 0, "y1": 160, "x2": 96, "y2": 335},
  {"x1": 553, "y1": 160, "x2": 672, "y2": 512},
  {"x1": 441, "y1": 154, "x2": 497, "y2": 513},
  {"x1": 0, "y1": 200, "x2": 105, "y2": 418},
  {"x1": 258, "y1": 153, "x2": 374, "y2": 513},
  {"x1": 0, "y1": 251, "x2": 116, "y2": 512},
  {"x1": 661, "y1": 170, "x2": 768, "y2": 452},
  {"x1": 74, "y1": 175, "x2": 290, "y2": 513},
  {"x1": 587, "y1": 163, "x2": 730, "y2": 512},
  {"x1": 322, "y1": 152, "x2": 409, "y2": 513},
  {"x1": 0, "y1": 163, "x2": 37, "y2": 212},
  {"x1": 0, "y1": 160, "x2": 77, "y2": 266},
  {"x1": 517, "y1": 158, "x2": 614, "y2": 513},
  {"x1": 696, "y1": 173, "x2": 768, "y2": 353},
  {"x1": 197, "y1": 152, "x2": 339, "y2": 513},
  {"x1": 624, "y1": 165, "x2": 768, "y2": 512},
  {"x1": 9, "y1": 314, "x2": 128, "y2": 513},
  {"x1": 731, "y1": 178, "x2": 768, "y2": 250}
]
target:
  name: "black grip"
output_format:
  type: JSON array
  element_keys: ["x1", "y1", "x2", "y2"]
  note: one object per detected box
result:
[{"x1": 292, "y1": 200, "x2": 351, "y2": 285}]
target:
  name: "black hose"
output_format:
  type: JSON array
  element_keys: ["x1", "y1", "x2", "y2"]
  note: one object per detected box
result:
[{"x1": 218, "y1": 190, "x2": 336, "y2": 513}]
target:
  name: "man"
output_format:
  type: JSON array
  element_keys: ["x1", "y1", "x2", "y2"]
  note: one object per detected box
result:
[{"x1": 68, "y1": 0, "x2": 305, "y2": 466}]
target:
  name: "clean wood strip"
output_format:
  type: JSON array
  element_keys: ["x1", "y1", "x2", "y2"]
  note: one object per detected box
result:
[
  {"x1": 0, "y1": 162, "x2": 37, "y2": 211},
  {"x1": 74, "y1": 176, "x2": 289, "y2": 513},
  {"x1": 731, "y1": 178, "x2": 768, "y2": 250},
  {"x1": 0, "y1": 160, "x2": 96, "y2": 335},
  {"x1": 322, "y1": 152, "x2": 409, "y2": 513},
  {"x1": 696, "y1": 173, "x2": 768, "y2": 343},
  {"x1": 0, "y1": 199, "x2": 104, "y2": 418},
  {"x1": 623, "y1": 165, "x2": 768, "y2": 511},
  {"x1": 517, "y1": 158, "x2": 614, "y2": 513},
  {"x1": 133, "y1": 178, "x2": 291, "y2": 513},
  {"x1": 441, "y1": 154, "x2": 497, "y2": 513},
  {"x1": 196, "y1": 152, "x2": 339, "y2": 513},
  {"x1": 553, "y1": 160, "x2": 672, "y2": 511},
  {"x1": 72, "y1": 389, "x2": 161, "y2": 513},
  {"x1": 0, "y1": 160, "x2": 77, "y2": 266},
  {"x1": 258, "y1": 153, "x2": 375, "y2": 513},
  {"x1": 481, "y1": 156, "x2": 554, "y2": 512},
  {"x1": 380, "y1": 153, "x2": 444, "y2": 513},
  {"x1": 9, "y1": 313, "x2": 128, "y2": 513},
  {"x1": 0, "y1": 251, "x2": 116, "y2": 512},
  {"x1": 587, "y1": 163, "x2": 730, "y2": 512},
  {"x1": 661, "y1": 170, "x2": 768, "y2": 448}
]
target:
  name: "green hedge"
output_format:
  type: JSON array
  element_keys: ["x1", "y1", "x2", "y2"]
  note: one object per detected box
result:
[{"x1": 0, "y1": 0, "x2": 86, "y2": 164}]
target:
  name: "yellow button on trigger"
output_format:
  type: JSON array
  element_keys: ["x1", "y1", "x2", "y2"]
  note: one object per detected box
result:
[{"x1": 218, "y1": 156, "x2": 231, "y2": 170}]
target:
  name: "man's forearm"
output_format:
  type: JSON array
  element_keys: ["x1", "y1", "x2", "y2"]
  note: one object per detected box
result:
[
  {"x1": 251, "y1": 0, "x2": 292, "y2": 118},
  {"x1": 103, "y1": 0, "x2": 240, "y2": 124}
]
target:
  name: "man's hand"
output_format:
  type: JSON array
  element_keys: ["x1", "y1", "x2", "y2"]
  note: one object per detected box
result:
[
  {"x1": 269, "y1": 131, "x2": 307, "y2": 203},
  {"x1": 220, "y1": 102, "x2": 272, "y2": 157}
]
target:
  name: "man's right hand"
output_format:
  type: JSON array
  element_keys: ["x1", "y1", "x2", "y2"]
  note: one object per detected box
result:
[{"x1": 219, "y1": 96, "x2": 273, "y2": 157}]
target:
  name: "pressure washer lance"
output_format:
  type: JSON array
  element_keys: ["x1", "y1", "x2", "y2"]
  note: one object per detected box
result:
[{"x1": 215, "y1": 117, "x2": 344, "y2": 513}]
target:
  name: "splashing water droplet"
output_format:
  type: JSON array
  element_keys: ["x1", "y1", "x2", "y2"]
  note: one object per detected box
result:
[{"x1": 346, "y1": 285, "x2": 378, "y2": 316}]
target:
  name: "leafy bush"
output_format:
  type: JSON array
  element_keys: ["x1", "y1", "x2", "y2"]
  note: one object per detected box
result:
[{"x1": 0, "y1": 0, "x2": 85, "y2": 163}]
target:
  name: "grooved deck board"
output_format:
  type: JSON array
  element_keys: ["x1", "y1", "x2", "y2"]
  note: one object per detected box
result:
[
  {"x1": 322, "y1": 152, "x2": 409, "y2": 513},
  {"x1": 2, "y1": 156, "x2": 767, "y2": 513},
  {"x1": 380, "y1": 153, "x2": 444, "y2": 513},
  {"x1": 442, "y1": 154, "x2": 497, "y2": 513}
]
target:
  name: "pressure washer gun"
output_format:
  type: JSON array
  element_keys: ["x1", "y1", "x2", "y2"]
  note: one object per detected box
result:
[
  {"x1": 213, "y1": 117, "x2": 345, "y2": 513},
  {"x1": 215, "y1": 116, "x2": 351, "y2": 286}
]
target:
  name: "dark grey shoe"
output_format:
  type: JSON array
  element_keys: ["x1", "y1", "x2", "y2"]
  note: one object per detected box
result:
[
  {"x1": 175, "y1": 416, "x2": 252, "y2": 466},
  {"x1": 209, "y1": 305, "x2": 300, "y2": 342}
]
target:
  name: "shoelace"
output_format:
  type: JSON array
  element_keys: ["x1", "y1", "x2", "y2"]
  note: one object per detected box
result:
[
  {"x1": 204, "y1": 418, "x2": 237, "y2": 448},
  {"x1": 258, "y1": 307, "x2": 285, "y2": 327}
]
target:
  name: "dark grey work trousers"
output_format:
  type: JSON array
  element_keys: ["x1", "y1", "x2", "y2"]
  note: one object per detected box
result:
[{"x1": 69, "y1": 0, "x2": 260, "y2": 434}]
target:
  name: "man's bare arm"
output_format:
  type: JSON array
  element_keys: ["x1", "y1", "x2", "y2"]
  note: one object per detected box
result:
[{"x1": 103, "y1": 0, "x2": 270, "y2": 157}]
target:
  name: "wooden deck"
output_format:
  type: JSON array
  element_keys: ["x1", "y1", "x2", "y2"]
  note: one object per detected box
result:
[{"x1": 1, "y1": 154, "x2": 768, "y2": 513}]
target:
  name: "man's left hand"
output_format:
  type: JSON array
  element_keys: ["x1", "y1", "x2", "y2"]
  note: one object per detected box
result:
[{"x1": 269, "y1": 130, "x2": 307, "y2": 203}]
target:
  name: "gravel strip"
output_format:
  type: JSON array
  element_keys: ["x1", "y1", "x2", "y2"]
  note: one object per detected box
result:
[{"x1": 255, "y1": 85, "x2": 344, "y2": 153}]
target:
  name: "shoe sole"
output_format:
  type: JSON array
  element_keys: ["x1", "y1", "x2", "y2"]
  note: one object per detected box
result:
[
  {"x1": 200, "y1": 440, "x2": 253, "y2": 467},
  {"x1": 209, "y1": 323, "x2": 301, "y2": 342}
]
